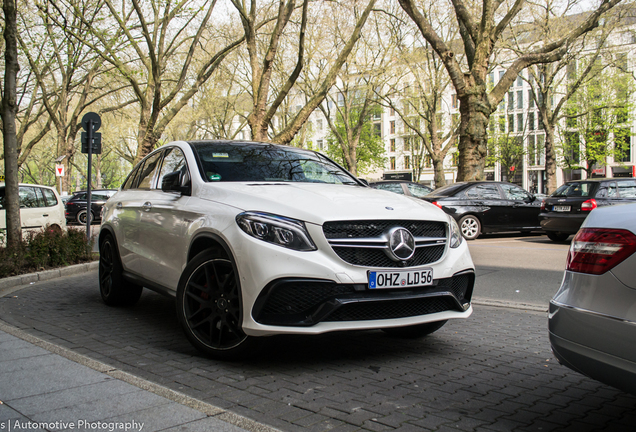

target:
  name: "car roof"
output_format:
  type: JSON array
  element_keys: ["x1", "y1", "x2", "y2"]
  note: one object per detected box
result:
[{"x1": 186, "y1": 139, "x2": 317, "y2": 155}]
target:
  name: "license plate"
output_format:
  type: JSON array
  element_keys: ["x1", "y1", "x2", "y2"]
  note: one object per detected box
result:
[
  {"x1": 368, "y1": 268, "x2": 433, "y2": 289},
  {"x1": 553, "y1": 205, "x2": 571, "y2": 212}
]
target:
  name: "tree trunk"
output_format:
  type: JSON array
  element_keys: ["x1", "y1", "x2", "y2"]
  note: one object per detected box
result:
[
  {"x1": 457, "y1": 94, "x2": 490, "y2": 181},
  {"x1": 432, "y1": 156, "x2": 446, "y2": 188},
  {"x1": 2, "y1": 0, "x2": 21, "y2": 246},
  {"x1": 543, "y1": 123, "x2": 558, "y2": 194}
]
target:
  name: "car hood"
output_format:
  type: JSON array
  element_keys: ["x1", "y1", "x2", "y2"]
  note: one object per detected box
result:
[{"x1": 195, "y1": 182, "x2": 448, "y2": 225}]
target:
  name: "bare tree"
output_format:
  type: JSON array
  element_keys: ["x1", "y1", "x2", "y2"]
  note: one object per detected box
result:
[
  {"x1": 398, "y1": 0, "x2": 624, "y2": 182},
  {"x1": 231, "y1": 0, "x2": 377, "y2": 144}
]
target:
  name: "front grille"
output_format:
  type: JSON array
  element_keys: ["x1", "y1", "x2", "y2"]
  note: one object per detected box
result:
[
  {"x1": 260, "y1": 281, "x2": 356, "y2": 317},
  {"x1": 325, "y1": 297, "x2": 457, "y2": 322},
  {"x1": 323, "y1": 220, "x2": 447, "y2": 268},
  {"x1": 323, "y1": 220, "x2": 446, "y2": 239},
  {"x1": 332, "y1": 245, "x2": 445, "y2": 268}
]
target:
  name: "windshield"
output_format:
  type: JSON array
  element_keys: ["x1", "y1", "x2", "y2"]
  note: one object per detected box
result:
[
  {"x1": 192, "y1": 142, "x2": 359, "y2": 185},
  {"x1": 552, "y1": 182, "x2": 596, "y2": 198}
]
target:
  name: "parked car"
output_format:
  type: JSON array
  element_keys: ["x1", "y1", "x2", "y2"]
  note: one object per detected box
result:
[
  {"x1": 0, "y1": 183, "x2": 66, "y2": 234},
  {"x1": 65, "y1": 189, "x2": 118, "y2": 225},
  {"x1": 99, "y1": 140, "x2": 475, "y2": 359},
  {"x1": 369, "y1": 180, "x2": 433, "y2": 198},
  {"x1": 420, "y1": 181, "x2": 542, "y2": 240},
  {"x1": 539, "y1": 178, "x2": 636, "y2": 242},
  {"x1": 549, "y1": 203, "x2": 636, "y2": 395}
]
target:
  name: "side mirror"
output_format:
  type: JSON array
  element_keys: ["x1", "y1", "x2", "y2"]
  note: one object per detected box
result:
[
  {"x1": 358, "y1": 178, "x2": 370, "y2": 187},
  {"x1": 525, "y1": 195, "x2": 536, "y2": 203},
  {"x1": 161, "y1": 171, "x2": 191, "y2": 196}
]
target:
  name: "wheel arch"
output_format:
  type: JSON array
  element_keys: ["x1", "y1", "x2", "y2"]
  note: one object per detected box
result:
[{"x1": 187, "y1": 232, "x2": 234, "y2": 263}]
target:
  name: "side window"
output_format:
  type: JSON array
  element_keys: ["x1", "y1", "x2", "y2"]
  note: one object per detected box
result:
[
  {"x1": 617, "y1": 180, "x2": 636, "y2": 198},
  {"x1": 608, "y1": 182, "x2": 618, "y2": 198},
  {"x1": 42, "y1": 189, "x2": 58, "y2": 207},
  {"x1": 158, "y1": 148, "x2": 188, "y2": 189},
  {"x1": 596, "y1": 185, "x2": 608, "y2": 198},
  {"x1": 406, "y1": 183, "x2": 431, "y2": 198},
  {"x1": 122, "y1": 164, "x2": 142, "y2": 190},
  {"x1": 137, "y1": 151, "x2": 164, "y2": 190},
  {"x1": 501, "y1": 184, "x2": 530, "y2": 201},
  {"x1": 465, "y1": 187, "x2": 479, "y2": 199},
  {"x1": 375, "y1": 183, "x2": 404, "y2": 194},
  {"x1": 19, "y1": 187, "x2": 39, "y2": 208},
  {"x1": 467, "y1": 184, "x2": 501, "y2": 200}
]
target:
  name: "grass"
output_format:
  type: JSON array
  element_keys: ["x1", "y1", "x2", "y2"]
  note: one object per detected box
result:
[{"x1": 0, "y1": 227, "x2": 96, "y2": 279}]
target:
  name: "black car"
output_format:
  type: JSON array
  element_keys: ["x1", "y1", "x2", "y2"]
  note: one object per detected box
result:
[
  {"x1": 65, "y1": 189, "x2": 118, "y2": 224},
  {"x1": 369, "y1": 180, "x2": 433, "y2": 198},
  {"x1": 421, "y1": 181, "x2": 542, "y2": 240},
  {"x1": 539, "y1": 178, "x2": 636, "y2": 242}
]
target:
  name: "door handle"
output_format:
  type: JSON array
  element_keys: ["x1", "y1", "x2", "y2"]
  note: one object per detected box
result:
[
  {"x1": 42, "y1": 214, "x2": 49, "y2": 217},
  {"x1": 143, "y1": 201, "x2": 152, "y2": 212}
]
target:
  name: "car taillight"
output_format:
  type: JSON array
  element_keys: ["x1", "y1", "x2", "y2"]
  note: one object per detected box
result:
[
  {"x1": 432, "y1": 201, "x2": 443, "y2": 209},
  {"x1": 581, "y1": 199, "x2": 597, "y2": 211},
  {"x1": 541, "y1": 200, "x2": 546, "y2": 211},
  {"x1": 566, "y1": 228, "x2": 636, "y2": 275}
]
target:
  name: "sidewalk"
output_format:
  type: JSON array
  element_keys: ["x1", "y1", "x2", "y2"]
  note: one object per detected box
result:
[{"x1": 0, "y1": 265, "x2": 278, "y2": 432}]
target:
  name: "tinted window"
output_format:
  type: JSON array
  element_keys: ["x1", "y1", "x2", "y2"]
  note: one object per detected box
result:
[
  {"x1": 137, "y1": 152, "x2": 164, "y2": 190},
  {"x1": 374, "y1": 183, "x2": 404, "y2": 194},
  {"x1": 41, "y1": 188, "x2": 58, "y2": 207},
  {"x1": 553, "y1": 182, "x2": 595, "y2": 197},
  {"x1": 158, "y1": 148, "x2": 188, "y2": 189},
  {"x1": 122, "y1": 165, "x2": 142, "y2": 190},
  {"x1": 428, "y1": 183, "x2": 467, "y2": 197},
  {"x1": 466, "y1": 184, "x2": 501, "y2": 200},
  {"x1": 501, "y1": 184, "x2": 530, "y2": 201},
  {"x1": 19, "y1": 187, "x2": 40, "y2": 208},
  {"x1": 406, "y1": 183, "x2": 432, "y2": 198},
  {"x1": 608, "y1": 182, "x2": 618, "y2": 198},
  {"x1": 617, "y1": 180, "x2": 636, "y2": 198},
  {"x1": 193, "y1": 143, "x2": 358, "y2": 185}
]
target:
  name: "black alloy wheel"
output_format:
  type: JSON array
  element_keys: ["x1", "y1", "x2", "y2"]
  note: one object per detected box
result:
[
  {"x1": 99, "y1": 234, "x2": 143, "y2": 306},
  {"x1": 77, "y1": 209, "x2": 93, "y2": 225},
  {"x1": 546, "y1": 231, "x2": 570, "y2": 242},
  {"x1": 176, "y1": 249, "x2": 262, "y2": 359},
  {"x1": 382, "y1": 320, "x2": 448, "y2": 338}
]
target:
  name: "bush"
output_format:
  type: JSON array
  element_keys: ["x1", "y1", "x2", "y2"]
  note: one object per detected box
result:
[{"x1": 0, "y1": 227, "x2": 95, "y2": 278}]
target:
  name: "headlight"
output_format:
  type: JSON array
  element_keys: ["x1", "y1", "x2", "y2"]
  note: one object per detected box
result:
[
  {"x1": 449, "y1": 216, "x2": 463, "y2": 249},
  {"x1": 236, "y1": 212, "x2": 317, "y2": 251}
]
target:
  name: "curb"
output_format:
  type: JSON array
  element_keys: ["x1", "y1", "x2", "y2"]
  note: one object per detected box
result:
[
  {"x1": 0, "y1": 261, "x2": 99, "y2": 297},
  {"x1": 0, "y1": 320, "x2": 281, "y2": 432}
]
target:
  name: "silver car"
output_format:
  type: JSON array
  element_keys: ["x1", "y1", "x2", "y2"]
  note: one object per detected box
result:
[{"x1": 549, "y1": 202, "x2": 636, "y2": 395}]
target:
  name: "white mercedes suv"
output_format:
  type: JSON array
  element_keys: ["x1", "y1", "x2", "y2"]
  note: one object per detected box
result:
[{"x1": 99, "y1": 140, "x2": 475, "y2": 359}]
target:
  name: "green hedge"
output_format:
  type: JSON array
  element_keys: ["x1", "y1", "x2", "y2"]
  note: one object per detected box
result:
[{"x1": 0, "y1": 228, "x2": 95, "y2": 278}]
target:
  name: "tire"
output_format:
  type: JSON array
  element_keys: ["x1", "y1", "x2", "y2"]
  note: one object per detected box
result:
[
  {"x1": 382, "y1": 320, "x2": 448, "y2": 338},
  {"x1": 459, "y1": 215, "x2": 481, "y2": 240},
  {"x1": 176, "y1": 249, "x2": 263, "y2": 360},
  {"x1": 546, "y1": 231, "x2": 570, "y2": 242},
  {"x1": 77, "y1": 209, "x2": 94, "y2": 225},
  {"x1": 99, "y1": 234, "x2": 143, "y2": 306}
]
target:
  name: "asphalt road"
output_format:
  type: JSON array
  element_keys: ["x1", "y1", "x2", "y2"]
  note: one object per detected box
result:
[{"x1": 468, "y1": 234, "x2": 570, "y2": 307}]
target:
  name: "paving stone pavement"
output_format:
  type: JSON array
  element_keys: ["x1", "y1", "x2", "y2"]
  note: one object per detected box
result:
[{"x1": 1, "y1": 272, "x2": 635, "y2": 432}]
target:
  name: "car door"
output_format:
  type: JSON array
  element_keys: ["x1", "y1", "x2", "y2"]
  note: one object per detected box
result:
[
  {"x1": 500, "y1": 183, "x2": 540, "y2": 229},
  {"x1": 137, "y1": 147, "x2": 194, "y2": 290},
  {"x1": 463, "y1": 183, "x2": 506, "y2": 230},
  {"x1": 18, "y1": 186, "x2": 47, "y2": 231}
]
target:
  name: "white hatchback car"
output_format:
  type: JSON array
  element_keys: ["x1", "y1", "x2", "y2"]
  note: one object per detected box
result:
[
  {"x1": 0, "y1": 183, "x2": 66, "y2": 235},
  {"x1": 99, "y1": 141, "x2": 475, "y2": 358}
]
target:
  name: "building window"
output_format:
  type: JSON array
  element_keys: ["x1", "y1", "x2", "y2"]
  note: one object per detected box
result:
[
  {"x1": 390, "y1": 157, "x2": 396, "y2": 170},
  {"x1": 317, "y1": 119, "x2": 323, "y2": 131},
  {"x1": 404, "y1": 137, "x2": 411, "y2": 152},
  {"x1": 451, "y1": 94, "x2": 458, "y2": 109},
  {"x1": 517, "y1": 90, "x2": 523, "y2": 109},
  {"x1": 529, "y1": 112, "x2": 535, "y2": 131},
  {"x1": 508, "y1": 114, "x2": 514, "y2": 132},
  {"x1": 317, "y1": 139, "x2": 324, "y2": 150},
  {"x1": 390, "y1": 107, "x2": 395, "y2": 116},
  {"x1": 499, "y1": 116, "x2": 505, "y2": 132},
  {"x1": 499, "y1": 70, "x2": 505, "y2": 81},
  {"x1": 516, "y1": 74, "x2": 523, "y2": 87},
  {"x1": 390, "y1": 139, "x2": 396, "y2": 152},
  {"x1": 390, "y1": 121, "x2": 395, "y2": 135},
  {"x1": 404, "y1": 155, "x2": 411, "y2": 169},
  {"x1": 517, "y1": 113, "x2": 524, "y2": 132},
  {"x1": 616, "y1": 129, "x2": 632, "y2": 162},
  {"x1": 508, "y1": 92, "x2": 514, "y2": 111},
  {"x1": 374, "y1": 123, "x2": 382, "y2": 137},
  {"x1": 529, "y1": 90, "x2": 535, "y2": 108}
]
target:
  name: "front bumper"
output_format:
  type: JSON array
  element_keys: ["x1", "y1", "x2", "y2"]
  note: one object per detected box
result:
[{"x1": 226, "y1": 221, "x2": 475, "y2": 336}]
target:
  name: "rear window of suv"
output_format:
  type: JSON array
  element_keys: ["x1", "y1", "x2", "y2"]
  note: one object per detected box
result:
[{"x1": 552, "y1": 182, "x2": 596, "y2": 198}]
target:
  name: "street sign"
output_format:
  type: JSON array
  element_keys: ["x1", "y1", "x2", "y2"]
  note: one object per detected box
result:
[
  {"x1": 0, "y1": 175, "x2": 4, "y2": 181},
  {"x1": 81, "y1": 112, "x2": 101, "y2": 132},
  {"x1": 55, "y1": 165, "x2": 65, "y2": 177},
  {"x1": 81, "y1": 131, "x2": 102, "y2": 154}
]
